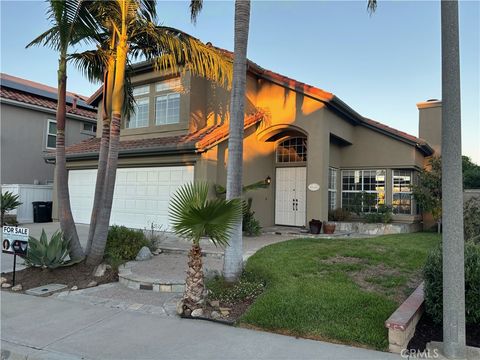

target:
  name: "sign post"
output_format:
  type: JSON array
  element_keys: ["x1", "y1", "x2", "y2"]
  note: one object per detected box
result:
[{"x1": 2, "y1": 226, "x2": 29, "y2": 286}]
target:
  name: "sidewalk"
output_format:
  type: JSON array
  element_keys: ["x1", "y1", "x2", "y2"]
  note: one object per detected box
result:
[{"x1": 1, "y1": 292, "x2": 400, "y2": 360}]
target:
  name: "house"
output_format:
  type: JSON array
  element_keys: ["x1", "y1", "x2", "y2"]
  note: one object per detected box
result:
[
  {"x1": 49, "y1": 48, "x2": 442, "y2": 230},
  {"x1": 1, "y1": 73, "x2": 98, "y2": 185}
]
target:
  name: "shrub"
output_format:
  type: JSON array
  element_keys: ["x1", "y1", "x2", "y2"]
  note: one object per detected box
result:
[
  {"x1": 206, "y1": 272, "x2": 264, "y2": 304},
  {"x1": 1, "y1": 191, "x2": 22, "y2": 226},
  {"x1": 363, "y1": 205, "x2": 393, "y2": 224},
  {"x1": 424, "y1": 242, "x2": 480, "y2": 324},
  {"x1": 328, "y1": 208, "x2": 351, "y2": 222},
  {"x1": 464, "y1": 197, "x2": 480, "y2": 244},
  {"x1": 25, "y1": 230, "x2": 81, "y2": 269},
  {"x1": 105, "y1": 225, "x2": 149, "y2": 262},
  {"x1": 242, "y1": 198, "x2": 262, "y2": 236}
]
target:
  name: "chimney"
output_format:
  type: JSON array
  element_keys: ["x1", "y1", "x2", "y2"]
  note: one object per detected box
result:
[
  {"x1": 72, "y1": 96, "x2": 78, "y2": 111},
  {"x1": 417, "y1": 99, "x2": 442, "y2": 155}
]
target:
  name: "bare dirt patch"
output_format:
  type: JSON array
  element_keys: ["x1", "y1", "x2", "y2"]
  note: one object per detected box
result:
[
  {"x1": 319, "y1": 256, "x2": 367, "y2": 265},
  {"x1": 1, "y1": 262, "x2": 118, "y2": 293}
]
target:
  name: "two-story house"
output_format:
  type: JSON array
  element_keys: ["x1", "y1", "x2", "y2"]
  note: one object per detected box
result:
[
  {"x1": 1, "y1": 73, "x2": 97, "y2": 185},
  {"x1": 50, "y1": 47, "x2": 442, "y2": 230}
]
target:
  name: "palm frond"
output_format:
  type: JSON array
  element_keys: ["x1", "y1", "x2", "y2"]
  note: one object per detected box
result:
[
  {"x1": 367, "y1": 0, "x2": 377, "y2": 15},
  {"x1": 69, "y1": 49, "x2": 108, "y2": 83},
  {"x1": 190, "y1": 0, "x2": 203, "y2": 24},
  {"x1": 169, "y1": 182, "x2": 242, "y2": 246},
  {"x1": 26, "y1": 27, "x2": 60, "y2": 49}
]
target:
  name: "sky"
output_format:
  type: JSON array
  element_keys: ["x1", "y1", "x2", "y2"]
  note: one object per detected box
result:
[{"x1": 1, "y1": 0, "x2": 479, "y2": 162}]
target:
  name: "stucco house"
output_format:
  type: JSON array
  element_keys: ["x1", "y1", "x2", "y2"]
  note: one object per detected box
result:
[
  {"x1": 50, "y1": 48, "x2": 442, "y2": 230},
  {"x1": 1, "y1": 73, "x2": 97, "y2": 185}
]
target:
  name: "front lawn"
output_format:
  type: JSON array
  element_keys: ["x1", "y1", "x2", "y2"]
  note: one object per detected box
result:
[{"x1": 240, "y1": 232, "x2": 440, "y2": 350}]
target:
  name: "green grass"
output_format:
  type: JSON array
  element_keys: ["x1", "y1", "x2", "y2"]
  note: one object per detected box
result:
[{"x1": 240, "y1": 232, "x2": 440, "y2": 350}]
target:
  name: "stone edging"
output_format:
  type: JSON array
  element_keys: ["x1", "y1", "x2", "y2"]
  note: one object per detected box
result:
[
  {"x1": 118, "y1": 262, "x2": 185, "y2": 293},
  {"x1": 385, "y1": 282, "x2": 425, "y2": 353}
]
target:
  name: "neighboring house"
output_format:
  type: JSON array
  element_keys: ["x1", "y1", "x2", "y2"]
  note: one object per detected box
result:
[
  {"x1": 0, "y1": 73, "x2": 97, "y2": 185},
  {"x1": 49, "y1": 47, "x2": 442, "y2": 230}
]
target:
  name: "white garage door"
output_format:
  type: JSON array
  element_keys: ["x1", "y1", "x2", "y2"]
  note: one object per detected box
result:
[{"x1": 68, "y1": 166, "x2": 194, "y2": 230}]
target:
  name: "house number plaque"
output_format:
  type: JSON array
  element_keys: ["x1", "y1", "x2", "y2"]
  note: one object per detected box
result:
[{"x1": 308, "y1": 183, "x2": 320, "y2": 191}]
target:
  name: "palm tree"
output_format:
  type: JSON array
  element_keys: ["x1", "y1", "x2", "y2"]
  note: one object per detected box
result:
[
  {"x1": 27, "y1": 0, "x2": 98, "y2": 260},
  {"x1": 169, "y1": 182, "x2": 241, "y2": 314},
  {"x1": 81, "y1": 0, "x2": 232, "y2": 265}
]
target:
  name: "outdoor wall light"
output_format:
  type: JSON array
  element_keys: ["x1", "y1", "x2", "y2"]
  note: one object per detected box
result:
[{"x1": 265, "y1": 176, "x2": 272, "y2": 185}]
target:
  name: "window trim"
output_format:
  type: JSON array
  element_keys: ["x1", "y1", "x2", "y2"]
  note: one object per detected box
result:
[
  {"x1": 328, "y1": 167, "x2": 337, "y2": 210},
  {"x1": 392, "y1": 169, "x2": 416, "y2": 215},
  {"x1": 46, "y1": 119, "x2": 57, "y2": 149},
  {"x1": 340, "y1": 169, "x2": 386, "y2": 213}
]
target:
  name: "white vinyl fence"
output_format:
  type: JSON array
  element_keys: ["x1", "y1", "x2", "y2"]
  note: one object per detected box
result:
[{"x1": 1, "y1": 184, "x2": 53, "y2": 223}]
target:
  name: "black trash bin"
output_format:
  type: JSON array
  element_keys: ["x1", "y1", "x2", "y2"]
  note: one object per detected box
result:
[{"x1": 32, "y1": 201, "x2": 53, "y2": 223}]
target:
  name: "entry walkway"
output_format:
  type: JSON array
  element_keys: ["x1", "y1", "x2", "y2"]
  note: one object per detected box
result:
[{"x1": 1, "y1": 292, "x2": 400, "y2": 360}]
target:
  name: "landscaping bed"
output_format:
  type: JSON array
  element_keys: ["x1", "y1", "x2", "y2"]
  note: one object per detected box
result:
[
  {"x1": 408, "y1": 313, "x2": 480, "y2": 350},
  {"x1": 235, "y1": 233, "x2": 440, "y2": 350},
  {"x1": 1, "y1": 262, "x2": 118, "y2": 293}
]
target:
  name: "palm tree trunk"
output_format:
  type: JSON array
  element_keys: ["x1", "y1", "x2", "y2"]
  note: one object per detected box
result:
[
  {"x1": 182, "y1": 244, "x2": 204, "y2": 312},
  {"x1": 86, "y1": 60, "x2": 114, "y2": 254},
  {"x1": 56, "y1": 53, "x2": 83, "y2": 260},
  {"x1": 223, "y1": 0, "x2": 251, "y2": 282},
  {"x1": 440, "y1": 0, "x2": 466, "y2": 358},
  {"x1": 87, "y1": 36, "x2": 128, "y2": 266}
]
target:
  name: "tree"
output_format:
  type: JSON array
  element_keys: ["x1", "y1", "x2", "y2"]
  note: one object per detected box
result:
[
  {"x1": 462, "y1": 155, "x2": 480, "y2": 189},
  {"x1": 27, "y1": 0, "x2": 98, "y2": 260},
  {"x1": 440, "y1": 1, "x2": 466, "y2": 357},
  {"x1": 413, "y1": 156, "x2": 443, "y2": 232},
  {"x1": 169, "y1": 182, "x2": 241, "y2": 315},
  {"x1": 79, "y1": 0, "x2": 232, "y2": 265}
]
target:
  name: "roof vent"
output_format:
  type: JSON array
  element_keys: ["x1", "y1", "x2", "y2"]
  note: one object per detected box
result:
[
  {"x1": 72, "y1": 96, "x2": 77, "y2": 110},
  {"x1": 427, "y1": 99, "x2": 439, "y2": 102}
]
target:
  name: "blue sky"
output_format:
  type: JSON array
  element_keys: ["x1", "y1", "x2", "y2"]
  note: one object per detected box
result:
[{"x1": 1, "y1": 0, "x2": 479, "y2": 162}]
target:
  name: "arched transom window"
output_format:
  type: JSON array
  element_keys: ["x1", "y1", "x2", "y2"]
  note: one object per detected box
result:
[{"x1": 276, "y1": 137, "x2": 307, "y2": 163}]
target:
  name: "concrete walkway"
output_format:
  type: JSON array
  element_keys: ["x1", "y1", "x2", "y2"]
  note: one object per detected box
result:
[{"x1": 1, "y1": 292, "x2": 400, "y2": 360}]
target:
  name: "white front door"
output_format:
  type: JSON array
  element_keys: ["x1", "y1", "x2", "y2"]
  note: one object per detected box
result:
[
  {"x1": 68, "y1": 166, "x2": 194, "y2": 230},
  {"x1": 275, "y1": 167, "x2": 306, "y2": 226}
]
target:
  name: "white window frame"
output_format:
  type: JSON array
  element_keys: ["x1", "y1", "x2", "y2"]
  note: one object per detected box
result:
[
  {"x1": 340, "y1": 169, "x2": 386, "y2": 213},
  {"x1": 127, "y1": 97, "x2": 150, "y2": 129},
  {"x1": 46, "y1": 119, "x2": 57, "y2": 149},
  {"x1": 392, "y1": 170, "x2": 416, "y2": 215},
  {"x1": 328, "y1": 167, "x2": 337, "y2": 210},
  {"x1": 275, "y1": 137, "x2": 308, "y2": 163},
  {"x1": 132, "y1": 85, "x2": 150, "y2": 96},
  {"x1": 155, "y1": 92, "x2": 180, "y2": 125},
  {"x1": 156, "y1": 78, "x2": 182, "y2": 92},
  {"x1": 82, "y1": 122, "x2": 97, "y2": 134}
]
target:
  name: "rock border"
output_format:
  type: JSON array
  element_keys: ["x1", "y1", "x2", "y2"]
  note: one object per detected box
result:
[
  {"x1": 385, "y1": 282, "x2": 425, "y2": 353},
  {"x1": 118, "y1": 262, "x2": 185, "y2": 293}
]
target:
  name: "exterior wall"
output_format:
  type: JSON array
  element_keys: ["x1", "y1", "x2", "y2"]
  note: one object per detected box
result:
[
  {"x1": 418, "y1": 100, "x2": 442, "y2": 155},
  {"x1": 1, "y1": 103, "x2": 94, "y2": 185}
]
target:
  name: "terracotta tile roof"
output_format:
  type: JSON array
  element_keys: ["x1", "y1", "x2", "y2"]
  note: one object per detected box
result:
[
  {"x1": 0, "y1": 73, "x2": 97, "y2": 120},
  {"x1": 60, "y1": 111, "x2": 265, "y2": 158},
  {"x1": 361, "y1": 118, "x2": 429, "y2": 146}
]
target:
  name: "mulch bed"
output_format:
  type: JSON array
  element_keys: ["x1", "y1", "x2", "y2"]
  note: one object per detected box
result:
[
  {"x1": 408, "y1": 313, "x2": 480, "y2": 351},
  {"x1": 1, "y1": 262, "x2": 118, "y2": 293}
]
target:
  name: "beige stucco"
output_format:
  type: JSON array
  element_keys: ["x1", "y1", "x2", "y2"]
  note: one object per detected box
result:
[{"x1": 61, "y1": 66, "x2": 435, "y2": 227}]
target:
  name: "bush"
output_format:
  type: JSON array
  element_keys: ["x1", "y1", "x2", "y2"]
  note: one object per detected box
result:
[
  {"x1": 328, "y1": 208, "x2": 351, "y2": 222},
  {"x1": 1, "y1": 191, "x2": 22, "y2": 226},
  {"x1": 424, "y1": 242, "x2": 480, "y2": 325},
  {"x1": 464, "y1": 197, "x2": 480, "y2": 243},
  {"x1": 362, "y1": 205, "x2": 393, "y2": 224},
  {"x1": 105, "y1": 225, "x2": 149, "y2": 262},
  {"x1": 25, "y1": 230, "x2": 81, "y2": 269},
  {"x1": 206, "y1": 272, "x2": 264, "y2": 304},
  {"x1": 242, "y1": 198, "x2": 262, "y2": 236}
]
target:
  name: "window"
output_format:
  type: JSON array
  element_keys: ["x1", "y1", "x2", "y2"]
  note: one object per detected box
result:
[
  {"x1": 155, "y1": 93, "x2": 180, "y2": 125},
  {"x1": 46, "y1": 119, "x2": 57, "y2": 148},
  {"x1": 328, "y1": 168, "x2": 337, "y2": 210},
  {"x1": 83, "y1": 123, "x2": 97, "y2": 133},
  {"x1": 127, "y1": 98, "x2": 149, "y2": 128},
  {"x1": 341, "y1": 169, "x2": 386, "y2": 213},
  {"x1": 393, "y1": 170, "x2": 416, "y2": 215},
  {"x1": 132, "y1": 85, "x2": 150, "y2": 96},
  {"x1": 156, "y1": 78, "x2": 182, "y2": 92},
  {"x1": 276, "y1": 137, "x2": 307, "y2": 163}
]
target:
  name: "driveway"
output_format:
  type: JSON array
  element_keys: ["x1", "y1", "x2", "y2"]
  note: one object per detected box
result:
[{"x1": 1, "y1": 292, "x2": 400, "y2": 360}]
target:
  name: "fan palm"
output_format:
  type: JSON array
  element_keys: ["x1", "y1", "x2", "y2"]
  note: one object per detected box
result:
[
  {"x1": 1, "y1": 191, "x2": 22, "y2": 226},
  {"x1": 26, "y1": 0, "x2": 98, "y2": 260},
  {"x1": 169, "y1": 182, "x2": 241, "y2": 314}
]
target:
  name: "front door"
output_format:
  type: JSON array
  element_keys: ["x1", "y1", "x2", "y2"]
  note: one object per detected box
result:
[{"x1": 275, "y1": 167, "x2": 306, "y2": 226}]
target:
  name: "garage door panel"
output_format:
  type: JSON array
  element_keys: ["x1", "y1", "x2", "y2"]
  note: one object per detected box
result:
[{"x1": 68, "y1": 166, "x2": 194, "y2": 229}]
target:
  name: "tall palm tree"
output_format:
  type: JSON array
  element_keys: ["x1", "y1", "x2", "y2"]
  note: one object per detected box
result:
[
  {"x1": 169, "y1": 182, "x2": 241, "y2": 314},
  {"x1": 83, "y1": 0, "x2": 232, "y2": 265},
  {"x1": 27, "y1": 0, "x2": 98, "y2": 260}
]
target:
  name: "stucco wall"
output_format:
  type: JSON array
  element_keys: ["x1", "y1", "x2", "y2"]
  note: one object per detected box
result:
[{"x1": 1, "y1": 103, "x2": 94, "y2": 185}]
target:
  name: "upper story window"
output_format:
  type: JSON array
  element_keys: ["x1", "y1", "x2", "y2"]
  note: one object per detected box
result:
[
  {"x1": 155, "y1": 93, "x2": 180, "y2": 125},
  {"x1": 341, "y1": 169, "x2": 386, "y2": 213},
  {"x1": 127, "y1": 83, "x2": 150, "y2": 129},
  {"x1": 46, "y1": 119, "x2": 57, "y2": 149},
  {"x1": 392, "y1": 170, "x2": 417, "y2": 215},
  {"x1": 156, "y1": 78, "x2": 182, "y2": 92},
  {"x1": 276, "y1": 137, "x2": 307, "y2": 163},
  {"x1": 83, "y1": 123, "x2": 97, "y2": 134},
  {"x1": 132, "y1": 85, "x2": 150, "y2": 96}
]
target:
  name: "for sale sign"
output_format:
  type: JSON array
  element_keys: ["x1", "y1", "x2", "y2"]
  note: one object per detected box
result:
[{"x1": 2, "y1": 226, "x2": 29, "y2": 256}]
